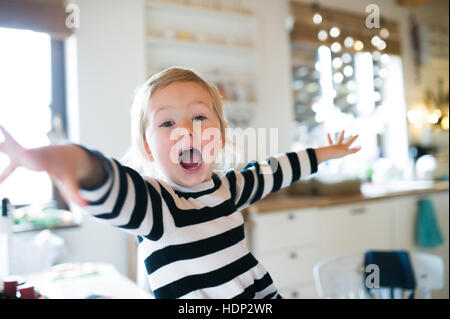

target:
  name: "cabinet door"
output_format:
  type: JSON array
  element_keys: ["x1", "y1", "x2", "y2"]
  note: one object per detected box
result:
[
  {"x1": 249, "y1": 208, "x2": 322, "y2": 254},
  {"x1": 279, "y1": 283, "x2": 318, "y2": 299},
  {"x1": 257, "y1": 245, "x2": 325, "y2": 287},
  {"x1": 320, "y1": 200, "x2": 396, "y2": 257}
]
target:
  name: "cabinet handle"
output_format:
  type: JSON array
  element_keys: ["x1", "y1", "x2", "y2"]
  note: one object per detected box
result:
[
  {"x1": 350, "y1": 207, "x2": 366, "y2": 215},
  {"x1": 289, "y1": 252, "x2": 297, "y2": 259},
  {"x1": 288, "y1": 213, "x2": 295, "y2": 220},
  {"x1": 292, "y1": 291, "x2": 299, "y2": 298}
]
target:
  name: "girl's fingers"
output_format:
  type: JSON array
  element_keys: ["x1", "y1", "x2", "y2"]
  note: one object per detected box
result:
[
  {"x1": 0, "y1": 162, "x2": 17, "y2": 184},
  {"x1": 348, "y1": 146, "x2": 361, "y2": 154},
  {"x1": 52, "y1": 173, "x2": 88, "y2": 207},
  {"x1": 337, "y1": 130, "x2": 345, "y2": 144},
  {"x1": 344, "y1": 135, "x2": 359, "y2": 147},
  {"x1": 62, "y1": 176, "x2": 87, "y2": 207},
  {"x1": 327, "y1": 133, "x2": 333, "y2": 145}
]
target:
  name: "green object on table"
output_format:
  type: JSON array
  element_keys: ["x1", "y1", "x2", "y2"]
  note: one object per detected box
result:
[{"x1": 415, "y1": 197, "x2": 444, "y2": 248}]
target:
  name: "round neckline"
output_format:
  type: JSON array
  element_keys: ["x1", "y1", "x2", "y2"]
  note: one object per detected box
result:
[{"x1": 167, "y1": 173, "x2": 218, "y2": 193}]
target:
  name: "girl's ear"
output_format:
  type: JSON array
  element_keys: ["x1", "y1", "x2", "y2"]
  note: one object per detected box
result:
[{"x1": 144, "y1": 139, "x2": 154, "y2": 162}]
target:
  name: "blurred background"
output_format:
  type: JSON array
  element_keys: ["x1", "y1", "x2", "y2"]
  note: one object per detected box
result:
[{"x1": 0, "y1": 0, "x2": 448, "y2": 299}]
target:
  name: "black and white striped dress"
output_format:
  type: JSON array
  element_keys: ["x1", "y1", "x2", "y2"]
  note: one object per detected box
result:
[{"x1": 73, "y1": 146, "x2": 318, "y2": 299}]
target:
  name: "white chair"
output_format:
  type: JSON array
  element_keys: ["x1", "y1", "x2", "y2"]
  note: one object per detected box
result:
[{"x1": 313, "y1": 252, "x2": 444, "y2": 299}]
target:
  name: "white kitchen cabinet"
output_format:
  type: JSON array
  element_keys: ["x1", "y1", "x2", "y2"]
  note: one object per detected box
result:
[
  {"x1": 247, "y1": 191, "x2": 449, "y2": 298},
  {"x1": 279, "y1": 282, "x2": 318, "y2": 299},
  {"x1": 319, "y1": 199, "x2": 396, "y2": 257}
]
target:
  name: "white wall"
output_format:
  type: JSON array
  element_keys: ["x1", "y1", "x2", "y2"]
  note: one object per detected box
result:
[{"x1": 63, "y1": 0, "x2": 146, "y2": 277}]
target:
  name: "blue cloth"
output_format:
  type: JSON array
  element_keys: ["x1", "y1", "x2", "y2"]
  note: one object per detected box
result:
[
  {"x1": 364, "y1": 250, "x2": 416, "y2": 299},
  {"x1": 416, "y1": 197, "x2": 444, "y2": 249}
]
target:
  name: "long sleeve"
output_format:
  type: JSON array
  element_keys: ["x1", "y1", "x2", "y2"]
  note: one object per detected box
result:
[
  {"x1": 70, "y1": 145, "x2": 166, "y2": 241},
  {"x1": 225, "y1": 148, "x2": 318, "y2": 212}
]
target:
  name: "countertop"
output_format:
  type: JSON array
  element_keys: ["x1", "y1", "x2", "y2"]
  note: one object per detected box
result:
[{"x1": 245, "y1": 180, "x2": 449, "y2": 214}]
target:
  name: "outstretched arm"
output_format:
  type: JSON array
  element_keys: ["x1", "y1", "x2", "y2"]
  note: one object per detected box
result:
[
  {"x1": 226, "y1": 130, "x2": 361, "y2": 212},
  {"x1": 0, "y1": 125, "x2": 166, "y2": 241}
]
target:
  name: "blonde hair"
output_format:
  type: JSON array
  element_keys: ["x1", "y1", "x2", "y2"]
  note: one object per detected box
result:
[{"x1": 122, "y1": 66, "x2": 231, "y2": 178}]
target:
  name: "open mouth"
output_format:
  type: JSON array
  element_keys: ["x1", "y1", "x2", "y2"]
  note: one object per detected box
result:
[{"x1": 178, "y1": 147, "x2": 202, "y2": 171}]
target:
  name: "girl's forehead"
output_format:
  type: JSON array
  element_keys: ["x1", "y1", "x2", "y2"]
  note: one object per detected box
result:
[{"x1": 148, "y1": 82, "x2": 213, "y2": 112}]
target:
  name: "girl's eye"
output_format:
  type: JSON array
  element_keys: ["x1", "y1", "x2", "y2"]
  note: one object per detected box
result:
[
  {"x1": 160, "y1": 121, "x2": 174, "y2": 128},
  {"x1": 193, "y1": 115, "x2": 206, "y2": 122}
]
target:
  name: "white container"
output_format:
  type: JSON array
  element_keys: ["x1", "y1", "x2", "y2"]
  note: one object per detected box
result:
[{"x1": 0, "y1": 213, "x2": 12, "y2": 278}]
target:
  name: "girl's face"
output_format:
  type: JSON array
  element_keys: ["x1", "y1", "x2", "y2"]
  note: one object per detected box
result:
[{"x1": 145, "y1": 81, "x2": 224, "y2": 187}]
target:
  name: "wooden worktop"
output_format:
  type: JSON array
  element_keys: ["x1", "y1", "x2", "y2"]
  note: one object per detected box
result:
[{"x1": 246, "y1": 180, "x2": 449, "y2": 214}]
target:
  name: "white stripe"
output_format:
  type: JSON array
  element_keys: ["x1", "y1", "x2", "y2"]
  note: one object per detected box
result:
[
  {"x1": 277, "y1": 154, "x2": 293, "y2": 189},
  {"x1": 259, "y1": 160, "x2": 274, "y2": 200},
  {"x1": 297, "y1": 150, "x2": 311, "y2": 178},
  {"x1": 149, "y1": 239, "x2": 249, "y2": 291},
  {"x1": 180, "y1": 263, "x2": 271, "y2": 299}
]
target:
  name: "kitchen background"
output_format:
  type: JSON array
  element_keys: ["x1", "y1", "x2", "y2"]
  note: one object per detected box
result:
[{"x1": 0, "y1": 0, "x2": 448, "y2": 299}]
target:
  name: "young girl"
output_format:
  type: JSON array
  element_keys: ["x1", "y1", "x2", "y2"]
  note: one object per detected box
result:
[{"x1": 0, "y1": 67, "x2": 360, "y2": 299}]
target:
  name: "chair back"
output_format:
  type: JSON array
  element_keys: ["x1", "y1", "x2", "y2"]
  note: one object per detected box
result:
[{"x1": 313, "y1": 251, "x2": 444, "y2": 299}]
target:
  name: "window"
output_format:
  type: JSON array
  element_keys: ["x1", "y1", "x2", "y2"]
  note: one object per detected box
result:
[
  {"x1": 0, "y1": 27, "x2": 53, "y2": 205},
  {"x1": 291, "y1": 43, "x2": 409, "y2": 181}
]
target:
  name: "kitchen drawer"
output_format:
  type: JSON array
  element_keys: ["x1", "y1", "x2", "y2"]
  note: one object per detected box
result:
[
  {"x1": 279, "y1": 283, "x2": 318, "y2": 299},
  {"x1": 257, "y1": 245, "x2": 324, "y2": 288},
  {"x1": 249, "y1": 208, "x2": 322, "y2": 254},
  {"x1": 319, "y1": 200, "x2": 395, "y2": 256}
]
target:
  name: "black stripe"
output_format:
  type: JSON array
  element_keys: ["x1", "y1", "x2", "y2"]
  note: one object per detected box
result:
[
  {"x1": 85, "y1": 158, "x2": 114, "y2": 206},
  {"x1": 232, "y1": 272, "x2": 273, "y2": 299},
  {"x1": 286, "y1": 152, "x2": 301, "y2": 183},
  {"x1": 153, "y1": 253, "x2": 258, "y2": 299},
  {"x1": 267, "y1": 157, "x2": 283, "y2": 193},
  {"x1": 306, "y1": 148, "x2": 318, "y2": 174},
  {"x1": 144, "y1": 180, "x2": 164, "y2": 241},
  {"x1": 95, "y1": 159, "x2": 128, "y2": 219},
  {"x1": 158, "y1": 182, "x2": 236, "y2": 227},
  {"x1": 247, "y1": 161, "x2": 264, "y2": 204},
  {"x1": 235, "y1": 169, "x2": 255, "y2": 209},
  {"x1": 263, "y1": 291, "x2": 277, "y2": 299},
  {"x1": 225, "y1": 171, "x2": 236, "y2": 203},
  {"x1": 144, "y1": 224, "x2": 245, "y2": 275},
  {"x1": 118, "y1": 167, "x2": 148, "y2": 229},
  {"x1": 174, "y1": 173, "x2": 221, "y2": 199}
]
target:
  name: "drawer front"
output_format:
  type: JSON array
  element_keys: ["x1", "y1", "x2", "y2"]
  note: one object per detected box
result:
[
  {"x1": 319, "y1": 200, "x2": 395, "y2": 256},
  {"x1": 249, "y1": 208, "x2": 322, "y2": 254},
  {"x1": 279, "y1": 283, "x2": 318, "y2": 299},
  {"x1": 256, "y1": 245, "x2": 324, "y2": 287}
]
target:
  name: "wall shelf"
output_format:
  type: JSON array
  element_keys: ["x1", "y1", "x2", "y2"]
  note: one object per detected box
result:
[
  {"x1": 145, "y1": 0, "x2": 255, "y2": 20},
  {"x1": 146, "y1": 35, "x2": 255, "y2": 55}
]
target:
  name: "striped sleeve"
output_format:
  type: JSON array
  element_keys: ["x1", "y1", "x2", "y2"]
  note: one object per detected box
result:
[
  {"x1": 227, "y1": 148, "x2": 318, "y2": 211},
  {"x1": 69, "y1": 145, "x2": 165, "y2": 241}
]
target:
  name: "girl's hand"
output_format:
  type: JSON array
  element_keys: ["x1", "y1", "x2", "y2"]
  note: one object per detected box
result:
[
  {"x1": 326, "y1": 130, "x2": 361, "y2": 159},
  {"x1": 315, "y1": 130, "x2": 361, "y2": 164},
  {"x1": 0, "y1": 125, "x2": 88, "y2": 206}
]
